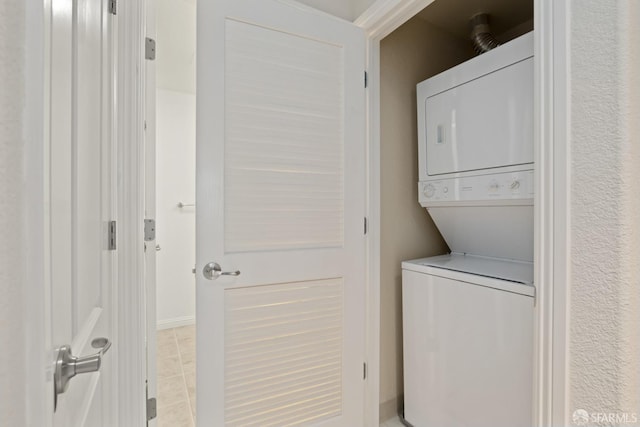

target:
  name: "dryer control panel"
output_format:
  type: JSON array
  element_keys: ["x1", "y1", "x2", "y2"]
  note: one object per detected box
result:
[{"x1": 419, "y1": 170, "x2": 533, "y2": 206}]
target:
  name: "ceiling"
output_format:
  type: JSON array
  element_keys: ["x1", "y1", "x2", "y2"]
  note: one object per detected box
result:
[
  {"x1": 417, "y1": 0, "x2": 533, "y2": 41},
  {"x1": 154, "y1": 0, "x2": 531, "y2": 94}
]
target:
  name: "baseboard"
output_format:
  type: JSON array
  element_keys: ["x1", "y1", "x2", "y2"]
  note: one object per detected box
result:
[
  {"x1": 379, "y1": 396, "x2": 402, "y2": 423},
  {"x1": 157, "y1": 315, "x2": 195, "y2": 330}
]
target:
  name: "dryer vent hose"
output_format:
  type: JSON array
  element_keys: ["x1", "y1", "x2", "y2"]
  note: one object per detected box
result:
[{"x1": 470, "y1": 13, "x2": 501, "y2": 54}]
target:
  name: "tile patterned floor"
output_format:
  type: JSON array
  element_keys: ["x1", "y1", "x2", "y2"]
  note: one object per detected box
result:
[
  {"x1": 157, "y1": 325, "x2": 403, "y2": 427},
  {"x1": 157, "y1": 325, "x2": 196, "y2": 427}
]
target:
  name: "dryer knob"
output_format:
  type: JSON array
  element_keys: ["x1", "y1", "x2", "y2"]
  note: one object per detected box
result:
[{"x1": 423, "y1": 184, "x2": 436, "y2": 198}]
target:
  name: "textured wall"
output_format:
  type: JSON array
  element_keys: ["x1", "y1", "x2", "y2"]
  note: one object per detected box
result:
[
  {"x1": 379, "y1": 17, "x2": 471, "y2": 421},
  {"x1": 569, "y1": 0, "x2": 640, "y2": 421},
  {"x1": 0, "y1": 0, "x2": 27, "y2": 425}
]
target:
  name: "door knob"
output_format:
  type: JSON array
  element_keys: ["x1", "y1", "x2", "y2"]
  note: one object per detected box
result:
[
  {"x1": 54, "y1": 337, "x2": 111, "y2": 410},
  {"x1": 203, "y1": 262, "x2": 241, "y2": 280}
]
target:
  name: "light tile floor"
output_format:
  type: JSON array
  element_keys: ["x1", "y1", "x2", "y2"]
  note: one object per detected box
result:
[
  {"x1": 157, "y1": 325, "x2": 196, "y2": 427},
  {"x1": 157, "y1": 325, "x2": 404, "y2": 427}
]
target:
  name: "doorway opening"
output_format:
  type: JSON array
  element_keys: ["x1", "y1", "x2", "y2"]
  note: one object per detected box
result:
[
  {"x1": 376, "y1": 0, "x2": 533, "y2": 423},
  {"x1": 153, "y1": 0, "x2": 197, "y2": 423},
  {"x1": 143, "y1": 0, "x2": 539, "y2": 426}
]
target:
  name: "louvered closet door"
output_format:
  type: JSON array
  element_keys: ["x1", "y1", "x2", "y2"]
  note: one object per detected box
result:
[{"x1": 196, "y1": 1, "x2": 366, "y2": 426}]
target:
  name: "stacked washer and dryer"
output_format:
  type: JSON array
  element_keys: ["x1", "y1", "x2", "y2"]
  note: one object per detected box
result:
[{"x1": 402, "y1": 33, "x2": 535, "y2": 426}]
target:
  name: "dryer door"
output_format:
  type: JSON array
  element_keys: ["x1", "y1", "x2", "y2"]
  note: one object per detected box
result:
[{"x1": 424, "y1": 57, "x2": 534, "y2": 176}]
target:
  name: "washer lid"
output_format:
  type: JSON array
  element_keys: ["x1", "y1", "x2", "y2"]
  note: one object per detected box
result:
[
  {"x1": 403, "y1": 253, "x2": 534, "y2": 285},
  {"x1": 426, "y1": 205, "x2": 534, "y2": 263}
]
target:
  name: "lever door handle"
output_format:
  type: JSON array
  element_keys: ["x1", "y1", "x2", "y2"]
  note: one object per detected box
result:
[
  {"x1": 203, "y1": 262, "x2": 241, "y2": 280},
  {"x1": 222, "y1": 270, "x2": 241, "y2": 276},
  {"x1": 54, "y1": 337, "x2": 111, "y2": 409}
]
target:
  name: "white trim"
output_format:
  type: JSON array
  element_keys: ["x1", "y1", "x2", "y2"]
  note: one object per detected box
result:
[
  {"x1": 533, "y1": 0, "x2": 570, "y2": 425},
  {"x1": 106, "y1": 4, "x2": 121, "y2": 424},
  {"x1": 356, "y1": 2, "x2": 435, "y2": 423},
  {"x1": 25, "y1": 0, "x2": 51, "y2": 425},
  {"x1": 355, "y1": 0, "x2": 435, "y2": 39},
  {"x1": 144, "y1": 0, "x2": 158, "y2": 426},
  {"x1": 550, "y1": 0, "x2": 571, "y2": 420},
  {"x1": 116, "y1": 0, "x2": 148, "y2": 425},
  {"x1": 156, "y1": 316, "x2": 196, "y2": 330},
  {"x1": 363, "y1": 35, "x2": 381, "y2": 427}
]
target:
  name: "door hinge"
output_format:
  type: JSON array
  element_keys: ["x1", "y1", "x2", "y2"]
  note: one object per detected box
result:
[
  {"x1": 146, "y1": 397, "x2": 157, "y2": 421},
  {"x1": 364, "y1": 71, "x2": 368, "y2": 88},
  {"x1": 145, "y1": 37, "x2": 156, "y2": 61},
  {"x1": 145, "y1": 381, "x2": 157, "y2": 423},
  {"x1": 108, "y1": 0, "x2": 117, "y2": 15},
  {"x1": 108, "y1": 221, "x2": 117, "y2": 250},
  {"x1": 363, "y1": 362, "x2": 367, "y2": 380},
  {"x1": 144, "y1": 219, "x2": 156, "y2": 242},
  {"x1": 364, "y1": 217, "x2": 368, "y2": 235}
]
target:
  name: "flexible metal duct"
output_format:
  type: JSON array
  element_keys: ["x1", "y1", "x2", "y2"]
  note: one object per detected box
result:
[{"x1": 470, "y1": 13, "x2": 501, "y2": 54}]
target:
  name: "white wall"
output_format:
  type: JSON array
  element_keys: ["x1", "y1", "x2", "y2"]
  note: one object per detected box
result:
[
  {"x1": 567, "y1": 0, "x2": 640, "y2": 419},
  {"x1": 156, "y1": 0, "x2": 195, "y2": 94},
  {"x1": 379, "y1": 16, "x2": 471, "y2": 421},
  {"x1": 352, "y1": 0, "x2": 377, "y2": 19},
  {"x1": 156, "y1": 89, "x2": 197, "y2": 327},
  {"x1": 0, "y1": 1, "x2": 27, "y2": 424},
  {"x1": 155, "y1": 0, "x2": 196, "y2": 328}
]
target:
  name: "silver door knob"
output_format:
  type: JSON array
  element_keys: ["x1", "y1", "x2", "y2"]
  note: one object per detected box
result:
[
  {"x1": 54, "y1": 337, "x2": 111, "y2": 410},
  {"x1": 203, "y1": 262, "x2": 241, "y2": 280}
]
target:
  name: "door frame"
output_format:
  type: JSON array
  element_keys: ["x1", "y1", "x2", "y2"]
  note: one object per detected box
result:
[
  {"x1": 23, "y1": 0, "x2": 52, "y2": 425},
  {"x1": 355, "y1": 0, "x2": 570, "y2": 425},
  {"x1": 143, "y1": 0, "x2": 158, "y2": 424},
  {"x1": 114, "y1": 0, "x2": 149, "y2": 424},
  {"x1": 354, "y1": 3, "x2": 439, "y2": 423},
  {"x1": 108, "y1": 0, "x2": 570, "y2": 426}
]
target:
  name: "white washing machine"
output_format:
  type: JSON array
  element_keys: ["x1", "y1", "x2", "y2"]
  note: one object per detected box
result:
[
  {"x1": 403, "y1": 32, "x2": 535, "y2": 426},
  {"x1": 402, "y1": 254, "x2": 534, "y2": 427}
]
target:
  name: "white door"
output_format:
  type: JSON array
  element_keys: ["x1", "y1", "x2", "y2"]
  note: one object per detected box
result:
[
  {"x1": 196, "y1": 1, "x2": 367, "y2": 425},
  {"x1": 49, "y1": 0, "x2": 116, "y2": 425}
]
